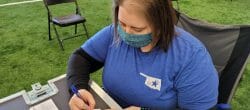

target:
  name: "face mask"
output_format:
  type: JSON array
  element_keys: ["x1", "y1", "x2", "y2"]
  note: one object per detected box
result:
[{"x1": 117, "y1": 24, "x2": 152, "y2": 48}]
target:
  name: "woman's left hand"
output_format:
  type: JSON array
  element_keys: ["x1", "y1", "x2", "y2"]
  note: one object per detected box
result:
[{"x1": 124, "y1": 106, "x2": 140, "y2": 110}]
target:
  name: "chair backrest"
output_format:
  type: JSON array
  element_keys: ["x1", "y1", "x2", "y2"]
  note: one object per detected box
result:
[
  {"x1": 43, "y1": 0, "x2": 80, "y2": 17},
  {"x1": 175, "y1": 11, "x2": 250, "y2": 104},
  {"x1": 43, "y1": 0, "x2": 76, "y2": 6}
]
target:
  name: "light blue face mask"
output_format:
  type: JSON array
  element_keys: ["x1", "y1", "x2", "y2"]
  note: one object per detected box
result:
[{"x1": 117, "y1": 24, "x2": 152, "y2": 48}]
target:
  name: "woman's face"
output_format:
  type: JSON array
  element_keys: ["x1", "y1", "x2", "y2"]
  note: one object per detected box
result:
[{"x1": 118, "y1": 1, "x2": 152, "y2": 35}]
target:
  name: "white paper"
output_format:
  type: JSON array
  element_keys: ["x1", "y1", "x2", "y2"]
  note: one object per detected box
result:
[{"x1": 29, "y1": 99, "x2": 58, "y2": 110}]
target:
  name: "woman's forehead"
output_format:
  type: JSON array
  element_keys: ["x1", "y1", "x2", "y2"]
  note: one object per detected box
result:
[{"x1": 118, "y1": 5, "x2": 148, "y2": 28}]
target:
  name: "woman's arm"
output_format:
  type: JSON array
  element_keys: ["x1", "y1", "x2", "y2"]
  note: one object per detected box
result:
[
  {"x1": 175, "y1": 47, "x2": 219, "y2": 110},
  {"x1": 66, "y1": 48, "x2": 104, "y2": 95}
]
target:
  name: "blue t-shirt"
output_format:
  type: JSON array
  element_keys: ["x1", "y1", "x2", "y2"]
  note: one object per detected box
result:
[{"x1": 81, "y1": 25, "x2": 218, "y2": 109}]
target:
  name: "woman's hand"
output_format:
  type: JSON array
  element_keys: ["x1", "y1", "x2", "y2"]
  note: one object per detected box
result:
[
  {"x1": 124, "y1": 106, "x2": 140, "y2": 110},
  {"x1": 69, "y1": 89, "x2": 96, "y2": 110}
]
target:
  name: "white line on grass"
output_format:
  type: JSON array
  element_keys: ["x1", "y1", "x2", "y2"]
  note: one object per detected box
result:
[{"x1": 0, "y1": 0, "x2": 42, "y2": 7}]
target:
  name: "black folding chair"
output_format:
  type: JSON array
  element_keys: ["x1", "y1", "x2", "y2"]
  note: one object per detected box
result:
[
  {"x1": 175, "y1": 11, "x2": 250, "y2": 109},
  {"x1": 43, "y1": 0, "x2": 89, "y2": 50}
]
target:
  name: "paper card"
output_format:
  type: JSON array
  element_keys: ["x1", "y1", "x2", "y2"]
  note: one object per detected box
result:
[{"x1": 29, "y1": 99, "x2": 58, "y2": 110}]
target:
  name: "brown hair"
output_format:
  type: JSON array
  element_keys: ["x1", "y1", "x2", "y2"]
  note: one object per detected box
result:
[{"x1": 113, "y1": 0, "x2": 176, "y2": 51}]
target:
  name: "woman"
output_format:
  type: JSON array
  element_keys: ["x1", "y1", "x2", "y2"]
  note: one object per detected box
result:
[{"x1": 67, "y1": 0, "x2": 218, "y2": 109}]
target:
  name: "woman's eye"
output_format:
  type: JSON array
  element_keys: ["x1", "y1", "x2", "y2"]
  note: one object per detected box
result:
[
  {"x1": 119, "y1": 22, "x2": 126, "y2": 27},
  {"x1": 121, "y1": 23, "x2": 125, "y2": 27},
  {"x1": 134, "y1": 29, "x2": 143, "y2": 32}
]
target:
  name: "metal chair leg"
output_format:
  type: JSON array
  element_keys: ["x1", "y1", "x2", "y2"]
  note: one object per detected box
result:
[
  {"x1": 82, "y1": 23, "x2": 89, "y2": 38},
  {"x1": 48, "y1": 17, "x2": 52, "y2": 40},
  {"x1": 75, "y1": 24, "x2": 77, "y2": 34},
  {"x1": 52, "y1": 24, "x2": 64, "y2": 51}
]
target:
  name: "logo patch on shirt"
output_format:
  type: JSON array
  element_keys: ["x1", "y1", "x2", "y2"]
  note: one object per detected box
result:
[{"x1": 140, "y1": 72, "x2": 161, "y2": 91}]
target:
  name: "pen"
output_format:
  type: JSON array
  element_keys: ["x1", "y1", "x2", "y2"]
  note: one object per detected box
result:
[{"x1": 70, "y1": 85, "x2": 90, "y2": 109}]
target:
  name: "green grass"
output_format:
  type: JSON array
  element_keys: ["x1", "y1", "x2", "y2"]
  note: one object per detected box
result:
[
  {"x1": 0, "y1": 0, "x2": 111, "y2": 96},
  {"x1": 0, "y1": 0, "x2": 30, "y2": 5},
  {"x1": 176, "y1": 0, "x2": 250, "y2": 25},
  {"x1": 0, "y1": 0, "x2": 249, "y2": 109}
]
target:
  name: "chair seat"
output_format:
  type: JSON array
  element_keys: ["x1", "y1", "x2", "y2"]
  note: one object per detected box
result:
[{"x1": 52, "y1": 14, "x2": 86, "y2": 27}]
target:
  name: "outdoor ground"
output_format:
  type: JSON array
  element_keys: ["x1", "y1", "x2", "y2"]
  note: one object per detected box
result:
[{"x1": 0, "y1": 0, "x2": 249, "y2": 109}]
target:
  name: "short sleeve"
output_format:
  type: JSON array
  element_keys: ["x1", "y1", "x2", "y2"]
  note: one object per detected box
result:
[
  {"x1": 81, "y1": 25, "x2": 114, "y2": 62},
  {"x1": 175, "y1": 47, "x2": 219, "y2": 109}
]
